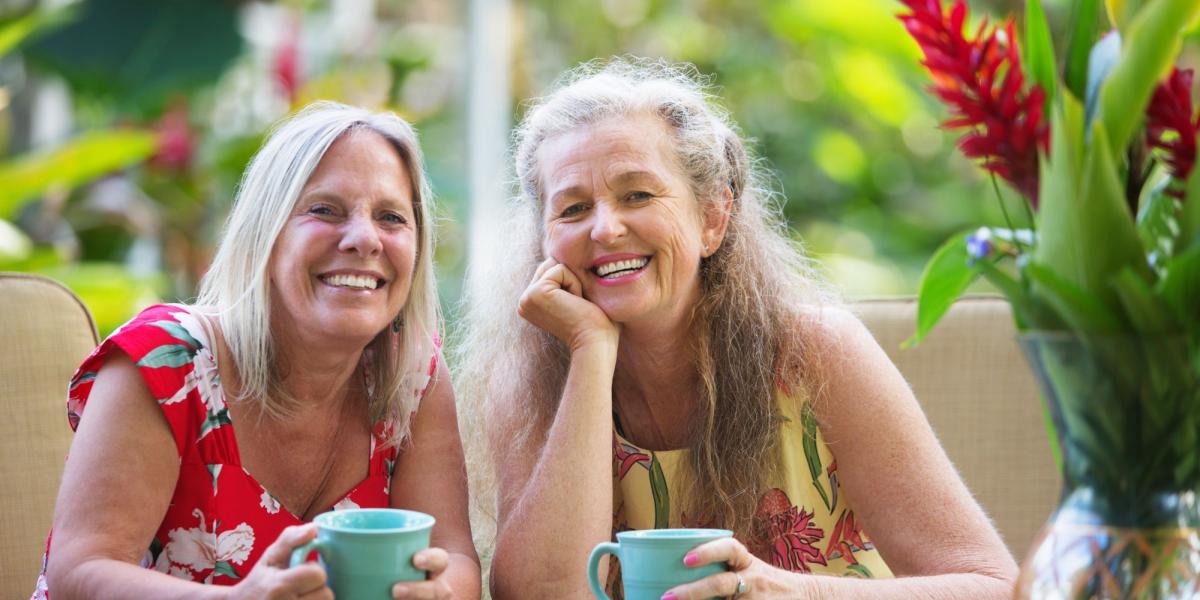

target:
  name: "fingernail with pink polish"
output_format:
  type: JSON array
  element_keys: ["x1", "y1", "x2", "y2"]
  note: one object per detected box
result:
[
  {"x1": 683, "y1": 552, "x2": 700, "y2": 567},
  {"x1": 661, "y1": 593, "x2": 678, "y2": 600}
]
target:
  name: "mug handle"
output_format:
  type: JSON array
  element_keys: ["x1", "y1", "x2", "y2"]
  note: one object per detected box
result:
[
  {"x1": 587, "y1": 542, "x2": 620, "y2": 600},
  {"x1": 288, "y1": 540, "x2": 325, "y2": 568}
]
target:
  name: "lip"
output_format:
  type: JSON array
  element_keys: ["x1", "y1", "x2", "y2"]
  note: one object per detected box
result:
[
  {"x1": 590, "y1": 254, "x2": 651, "y2": 287},
  {"x1": 590, "y1": 253, "x2": 649, "y2": 269},
  {"x1": 316, "y1": 268, "x2": 388, "y2": 291}
]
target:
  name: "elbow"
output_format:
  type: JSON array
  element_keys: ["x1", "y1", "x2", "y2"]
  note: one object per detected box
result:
[
  {"x1": 45, "y1": 548, "x2": 94, "y2": 599},
  {"x1": 489, "y1": 539, "x2": 589, "y2": 600}
]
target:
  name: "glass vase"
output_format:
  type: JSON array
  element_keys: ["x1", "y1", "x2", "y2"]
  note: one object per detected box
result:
[{"x1": 1014, "y1": 333, "x2": 1200, "y2": 599}]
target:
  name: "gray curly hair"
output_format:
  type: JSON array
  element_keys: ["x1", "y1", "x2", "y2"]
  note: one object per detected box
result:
[{"x1": 458, "y1": 57, "x2": 837, "y2": 539}]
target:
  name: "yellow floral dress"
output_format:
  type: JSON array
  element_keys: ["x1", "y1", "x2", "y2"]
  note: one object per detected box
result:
[{"x1": 611, "y1": 389, "x2": 892, "y2": 588}]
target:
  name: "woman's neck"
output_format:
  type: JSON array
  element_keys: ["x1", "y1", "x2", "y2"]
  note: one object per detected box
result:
[
  {"x1": 613, "y1": 314, "x2": 702, "y2": 449},
  {"x1": 266, "y1": 309, "x2": 371, "y2": 412}
]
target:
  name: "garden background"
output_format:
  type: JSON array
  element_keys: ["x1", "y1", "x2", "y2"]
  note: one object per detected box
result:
[{"x1": 4, "y1": 0, "x2": 1190, "y2": 336}]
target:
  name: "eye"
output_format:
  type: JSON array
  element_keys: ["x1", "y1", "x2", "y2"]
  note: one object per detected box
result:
[
  {"x1": 626, "y1": 191, "x2": 653, "y2": 203},
  {"x1": 559, "y1": 203, "x2": 588, "y2": 218},
  {"x1": 381, "y1": 212, "x2": 409, "y2": 225},
  {"x1": 306, "y1": 204, "x2": 336, "y2": 217}
]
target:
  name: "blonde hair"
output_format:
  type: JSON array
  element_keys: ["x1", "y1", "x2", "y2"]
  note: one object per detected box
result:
[
  {"x1": 458, "y1": 58, "x2": 837, "y2": 538},
  {"x1": 198, "y1": 101, "x2": 440, "y2": 446}
]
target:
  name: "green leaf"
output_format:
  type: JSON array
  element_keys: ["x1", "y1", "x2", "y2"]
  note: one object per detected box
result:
[
  {"x1": 0, "y1": 129, "x2": 158, "y2": 219},
  {"x1": 905, "y1": 230, "x2": 980, "y2": 347},
  {"x1": 801, "y1": 403, "x2": 832, "y2": 512},
  {"x1": 198, "y1": 407, "x2": 232, "y2": 442},
  {"x1": 1180, "y1": 160, "x2": 1200, "y2": 250},
  {"x1": 1135, "y1": 184, "x2": 1181, "y2": 278},
  {"x1": 1036, "y1": 114, "x2": 1148, "y2": 321},
  {"x1": 212, "y1": 560, "x2": 240, "y2": 580},
  {"x1": 0, "y1": 6, "x2": 75, "y2": 58},
  {"x1": 975, "y1": 259, "x2": 1033, "y2": 329},
  {"x1": 846, "y1": 563, "x2": 873, "y2": 578},
  {"x1": 1024, "y1": 261, "x2": 1125, "y2": 332},
  {"x1": 1098, "y1": 0, "x2": 1200, "y2": 161},
  {"x1": 136, "y1": 344, "x2": 194, "y2": 369},
  {"x1": 1024, "y1": 0, "x2": 1057, "y2": 104},
  {"x1": 150, "y1": 320, "x2": 201, "y2": 350},
  {"x1": 1111, "y1": 267, "x2": 1177, "y2": 334},
  {"x1": 23, "y1": 0, "x2": 242, "y2": 116},
  {"x1": 648, "y1": 454, "x2": 670, "y2": 529},
  {"x1": 1064, "y1": 0, "x2": 1102, "y2": 101},
  {"x1": 1157, "y1": 244, "x2": 1200, "y2": 332}
]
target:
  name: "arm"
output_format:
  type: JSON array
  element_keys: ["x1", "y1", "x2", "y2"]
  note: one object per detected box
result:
[
  {"x1": 666, "y1": 307, "x2": 1017, "y2": 600},
  {"x1": 46, "y1": 352, "x2": 328, "y2": 600},
  {"x1": 489, "y1": 258, "x2": 620, "y2": 600},
  {"x1": 389, "y1": 358, "x2": 482, "y2": 600}
]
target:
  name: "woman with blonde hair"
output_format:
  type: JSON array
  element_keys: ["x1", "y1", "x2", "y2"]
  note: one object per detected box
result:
[
  {"x1": 460, "y1": 59, "x2": 1015, "y2": 599},
  {"x1": 36, "y1": 102, "x2": 479, "y2": 599}
]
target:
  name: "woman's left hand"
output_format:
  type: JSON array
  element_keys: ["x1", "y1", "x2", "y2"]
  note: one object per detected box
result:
[
  {"x1": 662, "y1": 537, "x2": 809, "y2": 600},
  {"x1": 391, "y1": 547, "x2": 453, "y2": 599}
]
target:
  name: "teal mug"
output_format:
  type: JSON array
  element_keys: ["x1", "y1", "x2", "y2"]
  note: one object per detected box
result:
[
  {"x1": 289, "y1": 508, "x2": 435, "y2": 599},
  {"x1": 587, "y1": 528, "x2": 733, "y2": 600}
]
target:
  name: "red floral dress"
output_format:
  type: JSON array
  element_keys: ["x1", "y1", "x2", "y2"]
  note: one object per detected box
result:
[{"x1": 32, "y1": 304, "x2": 438, "y2": 598}]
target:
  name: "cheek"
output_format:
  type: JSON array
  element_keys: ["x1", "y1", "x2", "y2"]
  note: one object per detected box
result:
[{"x1": 543, "y1": 223, "x2": 571, "y2": 261}]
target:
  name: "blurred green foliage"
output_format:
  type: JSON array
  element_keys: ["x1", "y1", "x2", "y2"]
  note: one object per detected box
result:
[
  {"x1": 0, "y1": 0, "x2": 1052, "y2": 336},
  {"x1": 517, "y1": 0, "x2": 1034, "y2": 296}
]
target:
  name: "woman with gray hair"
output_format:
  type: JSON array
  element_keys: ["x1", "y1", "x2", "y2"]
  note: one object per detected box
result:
[
  {"x1": 36, "y1": 102, "x2": 479, "y2": 599},
  {"x1": 462, "y1": 59, "x2": 1015, "y2": 599}
]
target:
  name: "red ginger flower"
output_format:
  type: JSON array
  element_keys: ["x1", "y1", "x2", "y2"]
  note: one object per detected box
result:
[
  {"x1": 1146, "y1": 67, "x2": 1199, "y2": 198},
  {"x1": 899, "y1": 0, "x2": 1049, "y2": 208},
  {"x1": 149, "y1": 102, "x2": 194, "y2": 172}
]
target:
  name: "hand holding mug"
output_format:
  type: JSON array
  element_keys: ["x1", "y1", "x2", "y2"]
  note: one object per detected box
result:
[
  {"x1": 289, "y1": 508, "x2": 436, "y2": 600},
  {"x1": 661, "y1": 536, "x2": 806, "y2": 600},
  {"x1": 587, "y1": 529, "x2": 733, "y2": 600},
  {"x1": 229, "y1": 524, "x2": 331, "y2": 600},
  {"x1": 390, "y1": 547, "x2": 451, "y2": 599}
]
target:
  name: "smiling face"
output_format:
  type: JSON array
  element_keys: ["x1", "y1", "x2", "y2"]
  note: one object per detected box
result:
[
  {"x1": 539, "y1": 114, "x2": 727, "y2": 328},
  {"x1": 268, "y1": 129, "x2": 418, "y2": 349}
]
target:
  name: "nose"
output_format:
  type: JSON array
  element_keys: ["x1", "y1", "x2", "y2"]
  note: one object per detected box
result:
[
  {"x1": 338, "y1": 212, "x2": 383, "y2": 256},
  {"x1": 589, "y1": 202, "x2": 627, "y2": 245}
]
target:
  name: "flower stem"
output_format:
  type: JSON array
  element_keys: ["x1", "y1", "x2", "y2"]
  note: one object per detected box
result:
[{"x1": 989, "y1": 174, "x2": 1024, "y2": 251}]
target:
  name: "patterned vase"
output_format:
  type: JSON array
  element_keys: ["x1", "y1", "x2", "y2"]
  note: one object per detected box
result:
[{"x1": 1014, "y1": 333, "x2": 1200, "y2": 599}]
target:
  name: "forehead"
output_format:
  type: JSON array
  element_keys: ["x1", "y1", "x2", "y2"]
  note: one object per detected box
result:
[
  {"x1": 537, "y1": 114, "x2": 680, "y2": 190},
  {"x1": 304, "y1": 130, "x2": 414, "y2": 201}
]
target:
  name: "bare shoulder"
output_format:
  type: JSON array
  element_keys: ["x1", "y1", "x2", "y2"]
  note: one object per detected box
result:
[
  {"x1": 787, "y1": 304, "x2": 910, "y2": 424},
  {"x1": 791, "y1": 304, "x2": 886, "y2": 374}
]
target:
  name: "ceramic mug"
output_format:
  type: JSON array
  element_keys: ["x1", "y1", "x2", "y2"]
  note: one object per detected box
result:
[
  {"x1": 289, "y1": 508, "x2": 435, "y2": 599},
  {"x1": 587, "y1": 528, "x2": 733, "y2": 600}
]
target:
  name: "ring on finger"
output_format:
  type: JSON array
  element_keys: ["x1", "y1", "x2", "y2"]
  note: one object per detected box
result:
[{"x1": 732, "y1": 571, "x2": 747, "y2": 599}]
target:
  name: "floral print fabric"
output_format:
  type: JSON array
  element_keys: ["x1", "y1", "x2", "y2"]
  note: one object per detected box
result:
[
  {"x1": 610, "y1": 391, "x2": 892, "y2": 594},
  {"x1": 32, "y1": 304, "x2": 437, "y2": 598}
]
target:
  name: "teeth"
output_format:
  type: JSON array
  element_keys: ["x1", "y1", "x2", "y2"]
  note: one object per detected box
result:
[
  {"x1": 323, "y1": 274, "x2": 379, "y2": 290},
  {"x1": 596, "y1": 258, "x2": 649, "y2": 277}
]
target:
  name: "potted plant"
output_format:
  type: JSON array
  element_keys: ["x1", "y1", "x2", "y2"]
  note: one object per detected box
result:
[{"x1": 899, "y1": 0, "x2": 1200, "y2": 596}]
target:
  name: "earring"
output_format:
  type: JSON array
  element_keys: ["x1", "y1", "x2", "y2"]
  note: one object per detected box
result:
[{"x1": 391, "y1": 314, "x2": 403, "y2": 333}]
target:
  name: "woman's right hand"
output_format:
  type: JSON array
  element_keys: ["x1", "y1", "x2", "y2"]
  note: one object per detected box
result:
[
  {"x1": 518, "y1": 257, "x2": 619, "y2": 353},
  {"x1": 227, "y1": 524, "x2": 331, "y2": 600}
]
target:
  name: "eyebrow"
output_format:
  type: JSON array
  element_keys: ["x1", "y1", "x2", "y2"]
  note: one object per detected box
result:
[
  {"x1": 297, "y1": 190, "x2": 413, "y2": 213},
  {"x1": 546, "y1": 170, "x2": 668, "y2": 206}
]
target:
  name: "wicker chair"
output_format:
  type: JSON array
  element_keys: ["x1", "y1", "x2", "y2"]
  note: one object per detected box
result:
[
  {"x1": 855, "y1": 295, "x2": 1059, "y2": 559},
  {"x1": 0, "y1": 273, "x2": 98, "y2": 598}
]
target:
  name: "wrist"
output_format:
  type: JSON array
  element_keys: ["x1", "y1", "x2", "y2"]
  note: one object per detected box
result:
[
  {"x1": 566, "y1": 338, "x2": 614, "y2": 360},
  {"x1": 569, "y1": 331, "x2": 618, "y2": 359}
]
